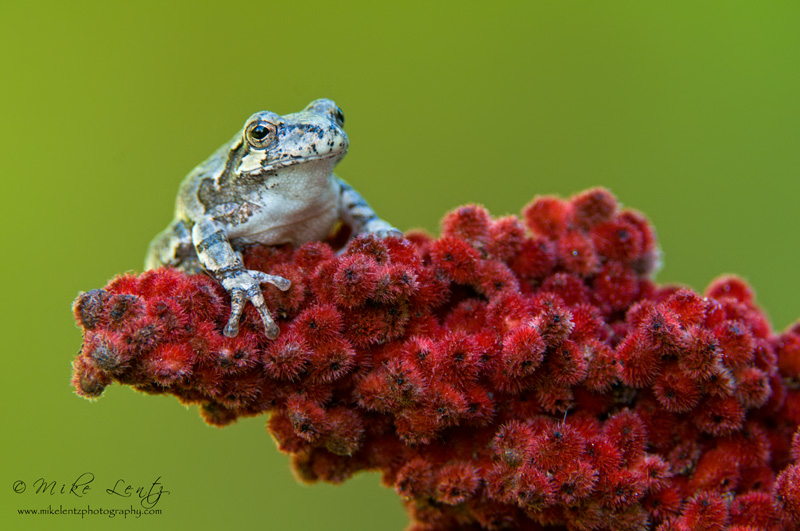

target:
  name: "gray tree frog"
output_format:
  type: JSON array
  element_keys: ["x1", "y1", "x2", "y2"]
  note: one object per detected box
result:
[{"x1": 145, "y1": 99, "x2": 400, "y2": 339}]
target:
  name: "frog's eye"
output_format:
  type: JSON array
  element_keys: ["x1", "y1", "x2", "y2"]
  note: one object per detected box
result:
[
  {"x1": 245, "y1": 121, "x2": 277, "y2": 148},
  {"x1": 333, "y1": 107, "x2": 345, "y2": 128}
]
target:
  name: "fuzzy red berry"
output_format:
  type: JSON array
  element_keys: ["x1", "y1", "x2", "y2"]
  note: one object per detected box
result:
[{"x1": 69, "y1": 188, "x2": 800, "y2": 531}]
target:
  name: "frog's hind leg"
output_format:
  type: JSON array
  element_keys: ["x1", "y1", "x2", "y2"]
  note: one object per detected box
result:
[{"x1": 144, "y1": 219, "x2": 201, "y2": 272}]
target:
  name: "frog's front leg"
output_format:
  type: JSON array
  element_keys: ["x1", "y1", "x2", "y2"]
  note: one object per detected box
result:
[
  {"x1": 192, "y1": 219, "x2": 290, "y2": 338},
  {"x1": 337, "y1": 178, "x2": 402, "y2": 238}
]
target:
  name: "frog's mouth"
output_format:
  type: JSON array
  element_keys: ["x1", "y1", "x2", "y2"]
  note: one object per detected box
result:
[{"x1": 237, "y1": 150, "x2": 346, "y2": 175}]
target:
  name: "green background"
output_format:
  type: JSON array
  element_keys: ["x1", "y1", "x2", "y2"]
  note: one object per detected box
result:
[{"x1": 2, "y1": 2, "x2": 799, "y2": 530}]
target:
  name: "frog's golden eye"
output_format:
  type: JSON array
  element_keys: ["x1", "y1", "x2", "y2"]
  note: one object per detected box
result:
[
  {"x1": 333, "y1": 107, "x2": 345, "y2": 128},
  {"x1": 245, "y1": 121, "x2": 277, "y2": 148}
]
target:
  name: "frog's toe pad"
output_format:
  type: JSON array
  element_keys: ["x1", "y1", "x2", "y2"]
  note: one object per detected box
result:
[
  {"x1": 264, "y1": 322, "x2": 280, "y2": 340},
  {"x1": 223, "y1": 320, "x2": 240, "y2": 338}
]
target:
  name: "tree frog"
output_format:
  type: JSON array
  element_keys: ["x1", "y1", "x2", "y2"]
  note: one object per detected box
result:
[{"x1": 145, "y1": 99, "x2": 400, "y2": 339}]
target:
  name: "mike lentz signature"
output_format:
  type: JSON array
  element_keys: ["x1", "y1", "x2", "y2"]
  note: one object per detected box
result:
[{"x1": 12, "y1": 473, "x2": 169, "y2": 509}]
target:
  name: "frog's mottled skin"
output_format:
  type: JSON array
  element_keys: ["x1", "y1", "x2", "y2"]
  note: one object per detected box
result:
[{"x1": 146, "y1": 99, "x2": 400, "y2": 339}]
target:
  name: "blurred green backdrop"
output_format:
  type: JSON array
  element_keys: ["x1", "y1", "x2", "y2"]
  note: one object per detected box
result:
[{"x1": 2, "y1": 2, "x2": 799, "y2": 530}]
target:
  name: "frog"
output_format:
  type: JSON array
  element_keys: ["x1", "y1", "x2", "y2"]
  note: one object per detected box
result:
[{"x1": 145, "y1": 99, "x2": 400, "y2": 339}]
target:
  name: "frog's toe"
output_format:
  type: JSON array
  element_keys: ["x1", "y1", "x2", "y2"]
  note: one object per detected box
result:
[
  {"x1": 223, "y1": 290, "x2": 246, "y2": 338},
  {"x1": 249, "y1": 290, "x2": 280, "y2": 339},
  {"x1": 371, "y1": 227, "x2": 403, "y2": 239},
  {"x1": 380, "y1": 228, "x2": 403, "y2": 239},
  {"x1": 363, "y1": 219, "x2": 403, "y2": 239},
  {"x1": 264, "y1": 321, "x2": 280, "y2": 340},
  {"x1": 251, "y1": 270, "x2": 291, "y2": 291},
  {"x1": 223, "y1": 320, "x2": 240, "y2": 338}
]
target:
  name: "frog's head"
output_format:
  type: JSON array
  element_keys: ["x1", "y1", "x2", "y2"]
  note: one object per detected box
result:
[{"x1": 233, "y1": 99, "x2": 349, "y2": 175}]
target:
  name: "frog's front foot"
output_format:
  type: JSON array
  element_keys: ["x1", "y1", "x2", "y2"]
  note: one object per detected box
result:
[
  {"x1": 364, "y1": 219, "x2": 403, "y2": 239},
  {"x1": 218, "y1": 269, "x2": 291, "y2": 339}
]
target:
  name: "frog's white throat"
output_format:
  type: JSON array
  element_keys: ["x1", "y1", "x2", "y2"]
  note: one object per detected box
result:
[{"x1": 225, "y1": 162, "x2": 341, "y2": 245}]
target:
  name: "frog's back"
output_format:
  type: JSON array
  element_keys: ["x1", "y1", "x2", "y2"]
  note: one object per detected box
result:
[
  {"x1": 145, "y1": 136, "x2": 239, "y2": 270},
  {"x1": 174, "y1": 135, "x2": 240, "y2": 222}
]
